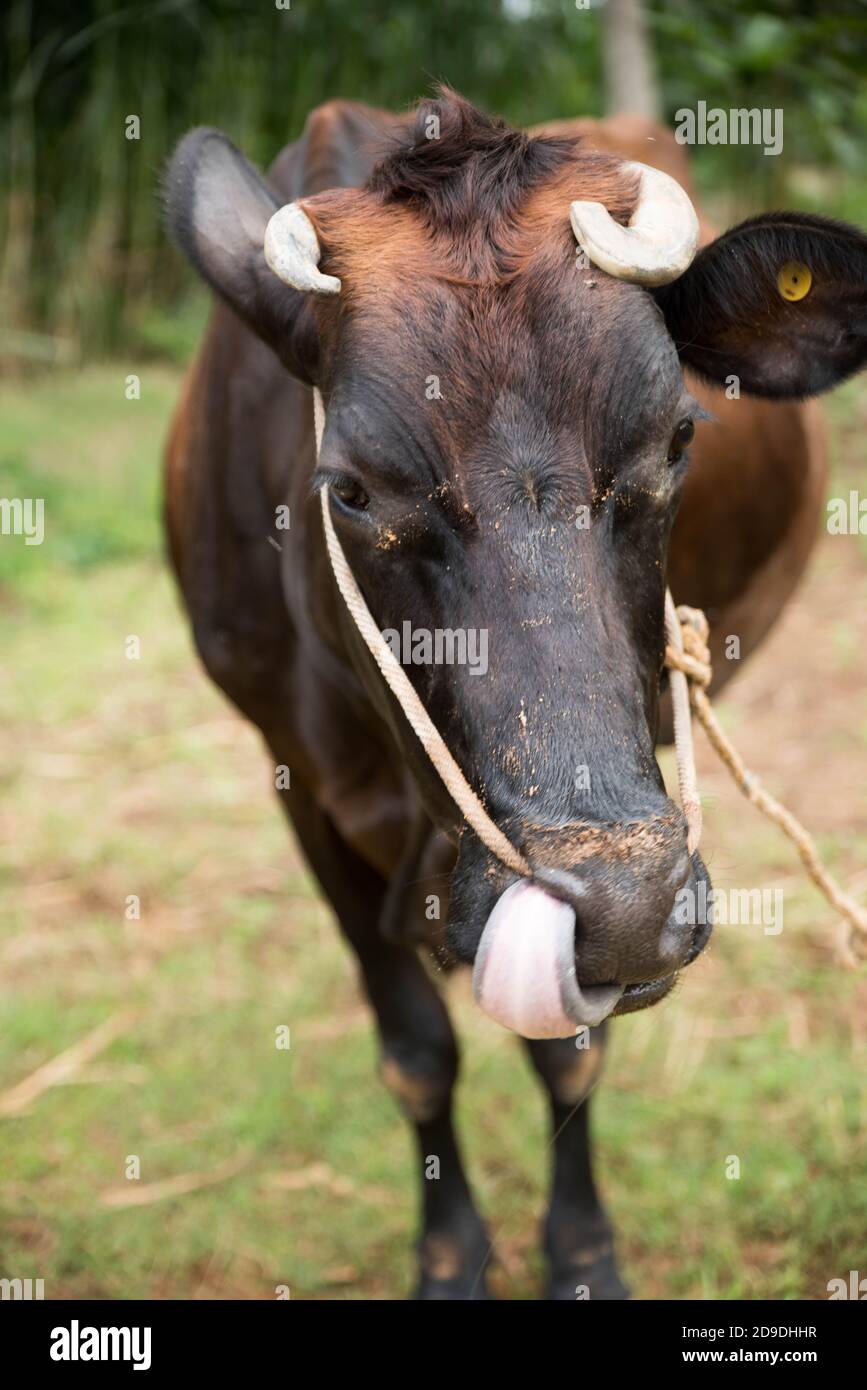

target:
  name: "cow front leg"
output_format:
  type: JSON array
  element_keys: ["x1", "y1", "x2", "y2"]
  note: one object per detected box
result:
[
  {"x1": 524, "y1": 1027, "x2": 629, "y2": 1300},
  {"x1": 276, "y1": 777, "x2": 491, "y2": 1299},
  {"x1": 375, "y1": 980, "x2": 493, "y2": 1301}
]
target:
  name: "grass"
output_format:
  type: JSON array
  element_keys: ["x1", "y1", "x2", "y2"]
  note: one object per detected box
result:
[{"x1": 0, "y1": 364, "x2": 865, "y2": 1300}]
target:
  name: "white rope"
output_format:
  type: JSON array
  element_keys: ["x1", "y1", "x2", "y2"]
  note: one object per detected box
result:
[
  {"x1": 664, "y1": 589, "x2": 702, "y2": 853},
  {"x1": 313, "y1": 387, "x2": 699, "y2": 875}
]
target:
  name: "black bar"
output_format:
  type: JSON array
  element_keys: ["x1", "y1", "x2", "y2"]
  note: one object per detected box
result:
[{"x1": 4, "y1": 1295, "x2": 862, "y2": 1374}]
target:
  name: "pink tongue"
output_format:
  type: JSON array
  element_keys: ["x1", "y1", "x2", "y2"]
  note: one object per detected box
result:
[{"x1": 472, "y1": 880, "x2": 624, "y2": 1039}]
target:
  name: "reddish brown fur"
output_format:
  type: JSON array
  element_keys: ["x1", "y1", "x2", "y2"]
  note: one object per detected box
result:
[{"x1": 304, "y1": 152, "x2": 639, "y2": 297}]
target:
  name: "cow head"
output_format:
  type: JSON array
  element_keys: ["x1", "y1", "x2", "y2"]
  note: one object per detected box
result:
[{"x1": 166, "y1": 91, "x2": 867, "y2": 1038}]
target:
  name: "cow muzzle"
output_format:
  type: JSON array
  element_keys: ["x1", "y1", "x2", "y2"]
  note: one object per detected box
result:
[{"x1": 465, "y1": 830, "x2": 712, "y2": 1039}]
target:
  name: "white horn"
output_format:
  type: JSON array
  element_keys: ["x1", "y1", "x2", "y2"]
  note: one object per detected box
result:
[
  {"x1": 264, "y1": 202, "x2": 341, "y2": 295},
  {"x1": 570, "y1": 161, "x2": 699, "y2": 287}
]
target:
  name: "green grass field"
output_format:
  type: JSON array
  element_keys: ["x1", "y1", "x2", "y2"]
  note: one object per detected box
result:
[{"x1": 1, "y1": 365, "x2": 865, "y2": 1299}]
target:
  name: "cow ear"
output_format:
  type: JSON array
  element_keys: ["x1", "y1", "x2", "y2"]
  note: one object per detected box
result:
[
  {"x1": 654, "y1": 212, "x2": 867, "y2": 399},
  {"x1": 163, "y1": 128, "x2": 320, "y2": 383}
]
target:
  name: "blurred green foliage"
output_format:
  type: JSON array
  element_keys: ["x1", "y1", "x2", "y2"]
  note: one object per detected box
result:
[{"x1": 1, "y1": 0, "x2": 866, "y2": 359}]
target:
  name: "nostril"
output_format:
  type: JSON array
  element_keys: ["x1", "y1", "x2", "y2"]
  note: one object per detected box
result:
[
  {"x1": 529, "y1": 863, "x2": 588, "y2": 911},
  {"x1": 666, "y1": 851, "x2": 692, "y2": 893},
  {"x1": 657, "y1": 913, "x2": 692, "y2": 967},
  {"x1": 685, "y1": 915, "x2": 713, "y2": 965}
]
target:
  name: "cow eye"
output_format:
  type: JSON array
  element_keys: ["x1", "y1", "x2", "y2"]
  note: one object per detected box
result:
[
  {"x1": 667, "y1": 418, "x2": 695, "y2": 462},
  {"x1": 329, "y1": 476, "x2": 370, "y2": 512}
]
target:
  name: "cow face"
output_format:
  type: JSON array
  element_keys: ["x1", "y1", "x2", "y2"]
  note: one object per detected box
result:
[{"x1": 166, "y1": 93, "x2": 867, "y2": 1038}]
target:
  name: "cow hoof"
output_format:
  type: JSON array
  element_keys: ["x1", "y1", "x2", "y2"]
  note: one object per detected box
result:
[{"x1": 413, "y1": 1228, "x2": 494, "y2": 1299}]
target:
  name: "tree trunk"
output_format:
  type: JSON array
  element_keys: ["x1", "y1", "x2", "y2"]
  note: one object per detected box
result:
[{"x1": 602, "y1": 0, "x2": 660, "y2": 120}]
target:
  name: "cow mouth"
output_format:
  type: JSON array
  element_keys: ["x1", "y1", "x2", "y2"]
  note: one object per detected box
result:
[
  {"x1": 472, "y1": 880, "x2": 712, "y2": 1039},
  {"x1": 585, "y1": 914, "x2": 712, "y2": 1018},
  {"x1": 610, "y1": 911, "x2": 712, "y2": 1015},
  {"x1": 611, "y1": 974, "x2": 677, "y2": 1016},
  {"x1": 587, "y1": 909, "x2": 715, "y2": 1019}
]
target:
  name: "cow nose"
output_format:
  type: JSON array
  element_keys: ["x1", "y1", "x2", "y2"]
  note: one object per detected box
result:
[
  {"x1": 530, "y1": 848, "x2": 697, "y2": 987},
  {"x1": 470, "y1": 839, "x2": 712, "y2": 1040},
  {"x1": 471, "y1": 878, "x2": 626, "y2": 1038}
]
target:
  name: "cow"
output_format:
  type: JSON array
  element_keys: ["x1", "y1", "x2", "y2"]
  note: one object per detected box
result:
[{"x1": 163, "y1": 89, "x2": 867, "y2": 1299}]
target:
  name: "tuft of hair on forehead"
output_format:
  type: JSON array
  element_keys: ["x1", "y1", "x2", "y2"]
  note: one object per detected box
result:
[
  {"x1": 367, "y1": 88, "x2": 570, "y2": 230},
  {"x1": 368, "y1": 87, "x2": 637, "y2": 236},
  {"x1": 305, "y1": 87, "x2": 640, "y2": 291}
]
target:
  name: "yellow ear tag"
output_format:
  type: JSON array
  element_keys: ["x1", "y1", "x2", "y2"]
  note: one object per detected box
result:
[{"x1": 777, "y1": 261, "x2": 812, "y2": 302}]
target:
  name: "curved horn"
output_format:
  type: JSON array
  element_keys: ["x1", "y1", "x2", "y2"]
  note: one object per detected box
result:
[
  {"x1": 264, "y1": 202, "x2": 341, "y2": 295},
  {"x1": 570, "y1": 162, "x2": 699, "y2": 287}
]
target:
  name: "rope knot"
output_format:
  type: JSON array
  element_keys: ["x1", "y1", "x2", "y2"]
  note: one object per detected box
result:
[{"x1": 665, "y1": 604, "x2": 712, "y2": 691}]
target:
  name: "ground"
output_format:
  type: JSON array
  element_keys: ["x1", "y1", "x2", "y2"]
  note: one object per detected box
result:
[{"x1": 0, "y1": 366, "x2": 865, "y2": 1300}]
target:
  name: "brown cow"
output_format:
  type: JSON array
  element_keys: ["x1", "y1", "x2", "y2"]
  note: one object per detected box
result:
[{"x1": 163, "y1": 90, "x2": 867, "y2": 1298}]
